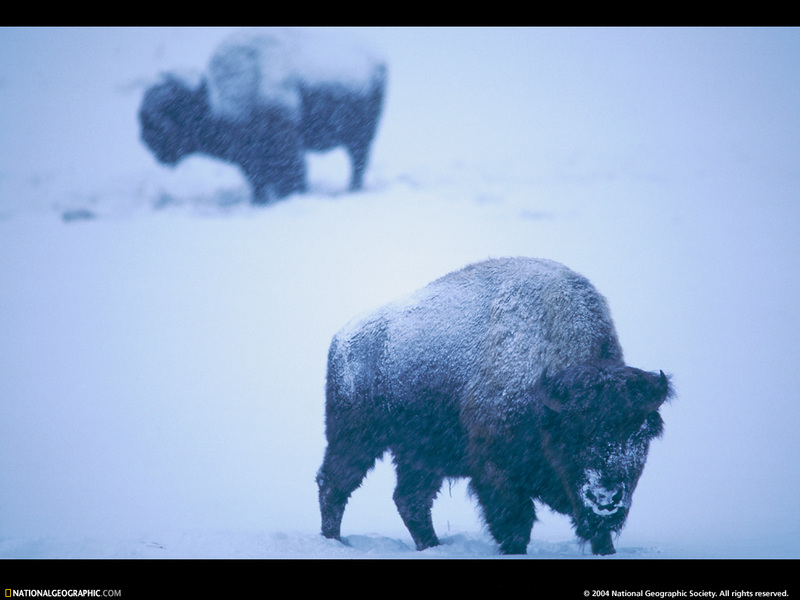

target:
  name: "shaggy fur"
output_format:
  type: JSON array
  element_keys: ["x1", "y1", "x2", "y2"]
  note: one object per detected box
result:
[
  {"x1": 138, "y1": 28, "x2": 386, "y2": 204},
  {"x1": 317, "y1": 257, "x2": 672, "y2": 555}
]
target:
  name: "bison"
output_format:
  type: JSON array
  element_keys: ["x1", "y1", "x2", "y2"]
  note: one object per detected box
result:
[
  {"x1": 316, "y1": 257, "x2": 672, "y2": 555},
  {"x1": 138, "y1": 28, "x2": 387, "y2": 204}
]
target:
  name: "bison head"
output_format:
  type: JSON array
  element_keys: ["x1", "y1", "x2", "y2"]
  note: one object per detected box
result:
[
  {"x1": 536, "y1": 363, "x2": 671, "y2": 554},
  {"x1": 139, "y1": 74, "x2": 209, "y2": 166}
]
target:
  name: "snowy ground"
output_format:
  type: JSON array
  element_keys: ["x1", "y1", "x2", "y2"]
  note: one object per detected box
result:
[{"x1": 1, "y1": 27, "x2": 800, "y2": 562}]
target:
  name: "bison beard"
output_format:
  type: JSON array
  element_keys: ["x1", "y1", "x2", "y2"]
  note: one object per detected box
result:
[{"x1": 316, "y1": 257, "x2": 672, "y2": 555}]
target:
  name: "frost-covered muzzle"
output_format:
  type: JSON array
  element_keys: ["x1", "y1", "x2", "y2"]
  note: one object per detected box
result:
[{"x1": 580, "y1": 469, "x2": 630, "y2": 517}]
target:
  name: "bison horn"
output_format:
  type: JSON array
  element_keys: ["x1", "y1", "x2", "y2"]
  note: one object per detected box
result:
[{"x1": 643, "y1": 370, "x2": 671, "y2": 413}]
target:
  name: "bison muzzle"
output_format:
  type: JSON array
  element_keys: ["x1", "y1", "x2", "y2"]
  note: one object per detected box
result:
[{"x1": 316, "y1": 257, "x2": 672, "y2": 555}]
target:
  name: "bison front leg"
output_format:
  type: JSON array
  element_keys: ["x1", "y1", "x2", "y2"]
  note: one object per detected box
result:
[
  {"x1": 590, "y1": 530, "x2": 616, "y2": 556},
  {"x1": 470, "y1": 469, "x2": 536, "y2": 555},
  {"x1": 246, "y1": 152, "x2": 307, "y2": 204},
  {"x1": 316, "y1": 442, "x2": 381, "y2": 542},
  {"x1": 392, "y1": 462, "x2": 444, "y2": 551},
  {"x1": 241, "y1": 114, "x2": 307, "y2": 204}
]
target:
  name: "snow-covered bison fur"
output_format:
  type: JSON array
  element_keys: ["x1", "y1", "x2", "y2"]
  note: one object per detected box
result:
[
  {"x1": 138, "y1": 28, "x2": 386, "y2": 204},
  {"x1": 317, "y1": 257, "x2": 673, "y2": 555}
]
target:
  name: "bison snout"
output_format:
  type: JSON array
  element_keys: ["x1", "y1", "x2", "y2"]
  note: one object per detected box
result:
[
  {"x1": 583, "y1": 486, "x2": 624, "y2": 515},
  {"x1": 580, "y1": 470, "x2": 629, "y2": 517}
]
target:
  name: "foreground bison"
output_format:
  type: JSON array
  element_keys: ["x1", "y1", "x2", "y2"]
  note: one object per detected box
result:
[
  {"x1": 317, "y1": 257, "x2": 672, "y2": 555},
  {"x1": 139, "y1": 28, "x2": 386, "y2": 204}
]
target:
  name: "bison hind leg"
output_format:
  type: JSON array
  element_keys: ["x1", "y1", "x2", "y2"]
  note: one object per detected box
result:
[
  {"x1": 316, "y1": 442, "x2": 383, "y2": 542},
  {"x1": 392, "y1": 459, "x2": 444, "y2": 551},
  {"x1": 346, "y1": 143, "x2": 369, "y2": 192}
]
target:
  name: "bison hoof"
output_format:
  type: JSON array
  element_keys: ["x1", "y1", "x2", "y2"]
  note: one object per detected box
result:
[
  {"x1": 414, "y1": 538, "x2": 440, "y2": 551},
  {"x1": 322, "y1": 532, "x2": 351, "y2": 547},
  {"x1": 590, "y1": 534, "x2": 616, "y2": 556}
]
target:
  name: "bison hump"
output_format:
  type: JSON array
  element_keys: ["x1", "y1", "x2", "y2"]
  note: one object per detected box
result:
[{"x1": 207, "y1": 28, "x2": 385, "y2": 122}]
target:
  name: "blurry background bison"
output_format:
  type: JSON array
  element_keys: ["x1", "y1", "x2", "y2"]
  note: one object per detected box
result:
[
  {"x1": 317, "y1": 257, "x2": 672, "y2": 555},
  {"x1": 138, "y1": 28, "x2": 387, "y2": 204}
]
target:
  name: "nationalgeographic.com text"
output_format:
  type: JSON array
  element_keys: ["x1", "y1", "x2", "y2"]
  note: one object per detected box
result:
[{"x1": 5, "y1": 590, "x2": 122, "y2": 598}]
